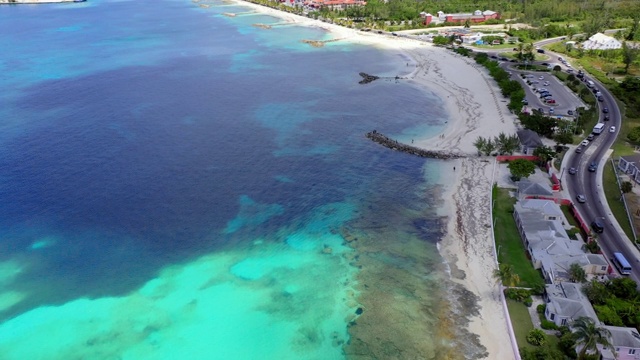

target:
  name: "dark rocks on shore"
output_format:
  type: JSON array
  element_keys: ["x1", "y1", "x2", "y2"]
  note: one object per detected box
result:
[{"x1": 365, "y1": 131, "x2": 463, "y2": 160}]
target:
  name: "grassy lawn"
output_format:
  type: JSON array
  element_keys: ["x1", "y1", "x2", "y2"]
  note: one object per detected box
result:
[
  {"x1": 493, "y1": 187, "x2": 545, "y2": 288},
  {"x1": 560, "y1": 205, "x2": 580, "y2": 229},
  {"x1": 506, "y1": 299, "x2": 535, "y2": 350},
  {"x1": 603, "y1": 161, "x2": 636, "y2": 241}
]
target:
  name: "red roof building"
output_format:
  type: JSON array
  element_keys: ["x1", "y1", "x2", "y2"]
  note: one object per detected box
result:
[{"x1": 420, "y1": 10, "x2": 500, "y2": 26}]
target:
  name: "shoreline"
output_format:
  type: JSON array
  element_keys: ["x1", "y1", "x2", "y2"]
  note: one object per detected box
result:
[{"x1": 222, "y1": 1, "x2": 517, "y2": 358}]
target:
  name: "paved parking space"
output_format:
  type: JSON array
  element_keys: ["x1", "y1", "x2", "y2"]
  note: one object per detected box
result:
[{"x1": 510, "y1": 69, "x2": 586, "y2": 117}]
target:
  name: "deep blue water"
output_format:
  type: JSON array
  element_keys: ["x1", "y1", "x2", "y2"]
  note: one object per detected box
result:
[{"x1": 0, "y1": 0, "x2": 452, "y2": 357}]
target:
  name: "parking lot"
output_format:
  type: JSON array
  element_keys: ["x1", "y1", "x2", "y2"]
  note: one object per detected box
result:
[{"x1": 512, "y1": 69, "x2": 585, "y2": 117}]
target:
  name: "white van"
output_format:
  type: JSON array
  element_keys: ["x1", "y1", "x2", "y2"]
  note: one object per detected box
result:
[
  {"x1": 593, "y1": 123, "x2": 605, "y2": 134},
  {"x1": 587, "y1": 80, "x2": 595, "y2": 88}
]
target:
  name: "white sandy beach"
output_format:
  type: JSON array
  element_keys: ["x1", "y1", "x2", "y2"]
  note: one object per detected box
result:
[{"x1": 223, "y1": 2, "x2": 518, "y2": 358}]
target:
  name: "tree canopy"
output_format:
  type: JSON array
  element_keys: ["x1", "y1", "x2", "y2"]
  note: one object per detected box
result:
[{"x1": 508, "y1": 159, "x2": 536, "y2": 181}]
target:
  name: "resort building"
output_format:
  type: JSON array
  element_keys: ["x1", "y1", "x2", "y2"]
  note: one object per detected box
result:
[
  {"x1": 420, "y1": 9, "x2": 499, "y2": 26},
  {"x1": 582, "y1": 32, "x2": 622, "y2": 50},
  {"x1": 300, "y1": 0, "x2": 366, "y2": 10}
]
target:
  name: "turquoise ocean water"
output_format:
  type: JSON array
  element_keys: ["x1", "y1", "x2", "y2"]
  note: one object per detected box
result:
[{"x1": 0, "y1": 0, "x2": 486, "y2": 358}]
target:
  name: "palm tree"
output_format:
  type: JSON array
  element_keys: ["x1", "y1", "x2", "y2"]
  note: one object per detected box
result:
[
  {"x1": 569, "y1": 263, "x2": 587, "y2": 283},
  {"x1": 572, "y1": 316, "x2": 614, "y2": 360},
  {"x1": 493, "y1": 263, "x2": 521, "y2": 287}
]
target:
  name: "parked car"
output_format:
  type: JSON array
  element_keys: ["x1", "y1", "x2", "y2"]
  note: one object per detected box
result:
[
  {"x1": 610, "y1": 126, "x2": 616, "y2": 133},
  {"x1": 588, "y1": 161, "x2": 598, "y2": 172},
  {"x1": 538, "y1": 76, "x2": 544, "y2": 80},
  {"x1": 587, "y1": 134, "x2": 595, "y2": 141},
  {"x1": 546, "y1": 99, "x2": 556, "y2": 104},
  {"x1": 576, "y1": 194, "x2": 586, "y2": 203},
  {"x1": 549, "y1": 107, "x2": 555, "y2": 113},
  {"x1": 604, "y1": 115, "x2": 610, "y2": 121},
  {"x1": 575, "y1": 147, "x2": 582, "y2": 154},
  {"x1": 536, "y1": 88, "x2": 547, "y2": 93},
  {"x1": 598, "y1": 96, "x2": 604, "y2": 102},
  {"x1": 568, "y1": 110, "x2": 574, "y2": 115},
  {"x1": 569, "y1": 167, "x2": 578, "y2": 174},
  {"x1": 603, "y1": 107, "x2": 609, "y2": 113},
  {"x1": 543, "y1": 81, "x2": 550, "y2": 86},
  {"x1": 522, "y1": 99, "x2": 529, "y2": 105},
  {"x1": 581, "y1": 139, "x2": 590, "y2": 146},
  {"x1": 591, "y1": 220, "x2": 604, "y2": 233}
]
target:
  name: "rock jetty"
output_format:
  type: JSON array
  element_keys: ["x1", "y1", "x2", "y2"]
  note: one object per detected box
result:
[{"x1": 365, "y1": 131, "x2": 463, "y2": 159}]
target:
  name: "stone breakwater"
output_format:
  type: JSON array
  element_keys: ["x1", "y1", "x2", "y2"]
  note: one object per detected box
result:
[{"x1": 366, "y1": 131, "x2": 463, "y2": 159}]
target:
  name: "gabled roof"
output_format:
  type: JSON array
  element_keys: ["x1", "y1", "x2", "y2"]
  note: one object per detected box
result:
[{"x1": 517, "y1": 129, "x2": 543, "y2": 148}]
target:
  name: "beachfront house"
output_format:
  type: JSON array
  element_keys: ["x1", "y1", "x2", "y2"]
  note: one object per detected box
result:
[
  {"x1": 600, "y1": 326, "x2": 640, "y2": 360},
  {"x1": 542, "y1": 253, "x2": 609, "y2": 284},
  {"x1": 618, "y1": 154, "x2": 640, "y2": 184},
  {"x1": 544, "y1": 282, "x2": 598, "y2": 327},
  {"x1": 517, "y1": 129, "x2": 543, "y2": 155},
  {"x1": 516, "y1": 179, "x2": 553, "y2": 201}
]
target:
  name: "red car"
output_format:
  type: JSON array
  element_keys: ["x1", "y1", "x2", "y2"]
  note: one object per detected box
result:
[{"x1": 546, "y1": 99, "x2": 556, "y2": 104}]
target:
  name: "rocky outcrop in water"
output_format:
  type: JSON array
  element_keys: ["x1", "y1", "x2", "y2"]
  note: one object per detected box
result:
[
  {"x1": 358, "y1": 72, "x2": 379, "y2": 84},
  {"x1": 366, "y1": 130, "x2": 463, "y2": 159}
]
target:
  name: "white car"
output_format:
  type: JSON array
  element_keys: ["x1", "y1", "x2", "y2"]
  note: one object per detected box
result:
[
  {"x1": 581, "y1": 139, "x2": 590, "y2": 146},
  {"x1": 537, "y1": 88, "x2": 547, "y2": 93},
  {"x1": 539, "y1": 76, "x2": 544, "y2": 80},
  {"x1": 610, "y1": 126, "x2": 616, "y2": 133}
]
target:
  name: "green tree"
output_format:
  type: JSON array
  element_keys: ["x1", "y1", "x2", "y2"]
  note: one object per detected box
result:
[
  {"x1": 571, "y1": 316, "x2": 613, "y2": 360},
  {"x1": 555, "y1": 131, "x2": 574, "y2": 146},
  {"x1": 526, "y1": 329, "x2": 546, "y2": 346},
  {"x1": 608, "y1": 277, "x2": 639, "y2": 300},
  {"x1": 621, "y1": 41, "x2": 639, "y2": 74},
  {"x1": 473, "y1": 136, "x2": 487, "y2": 155},
  {"x1": 628, "y1": 126, "x2": 640, "y2": 143},
  {"x1": 493, "y1": 263, "x2": 521, "y2": 287},
  {"x1": 621, "y1": 181, "x2": 633, "y2": 194},
  {"x1": 569, "y1": 263, "x2": 587, "y2": 283},
  {"x1": 583, "y1": 279, "x2": 611, "y2": 305},
  {"x1": 433, "y1": 36, "x2": 451, "y2": 46},
  {"x1": 483, "y1": 138, "x2": 497, "y2": 156},
  {"x1": 533, "y1": 145, "x2": 555, "y2": 165},
  {"x1": 508, "y1": 159, "x2": 536, "y2": 181}
]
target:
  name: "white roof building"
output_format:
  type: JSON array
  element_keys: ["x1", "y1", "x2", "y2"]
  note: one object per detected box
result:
[{"x1": 582, "y1": 33, "x2": 622, "y2": 50}]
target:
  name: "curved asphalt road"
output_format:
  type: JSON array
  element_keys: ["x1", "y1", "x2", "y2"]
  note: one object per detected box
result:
[{"x1": 562, "y1": 68, "x2": 640, "y2": 282}]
